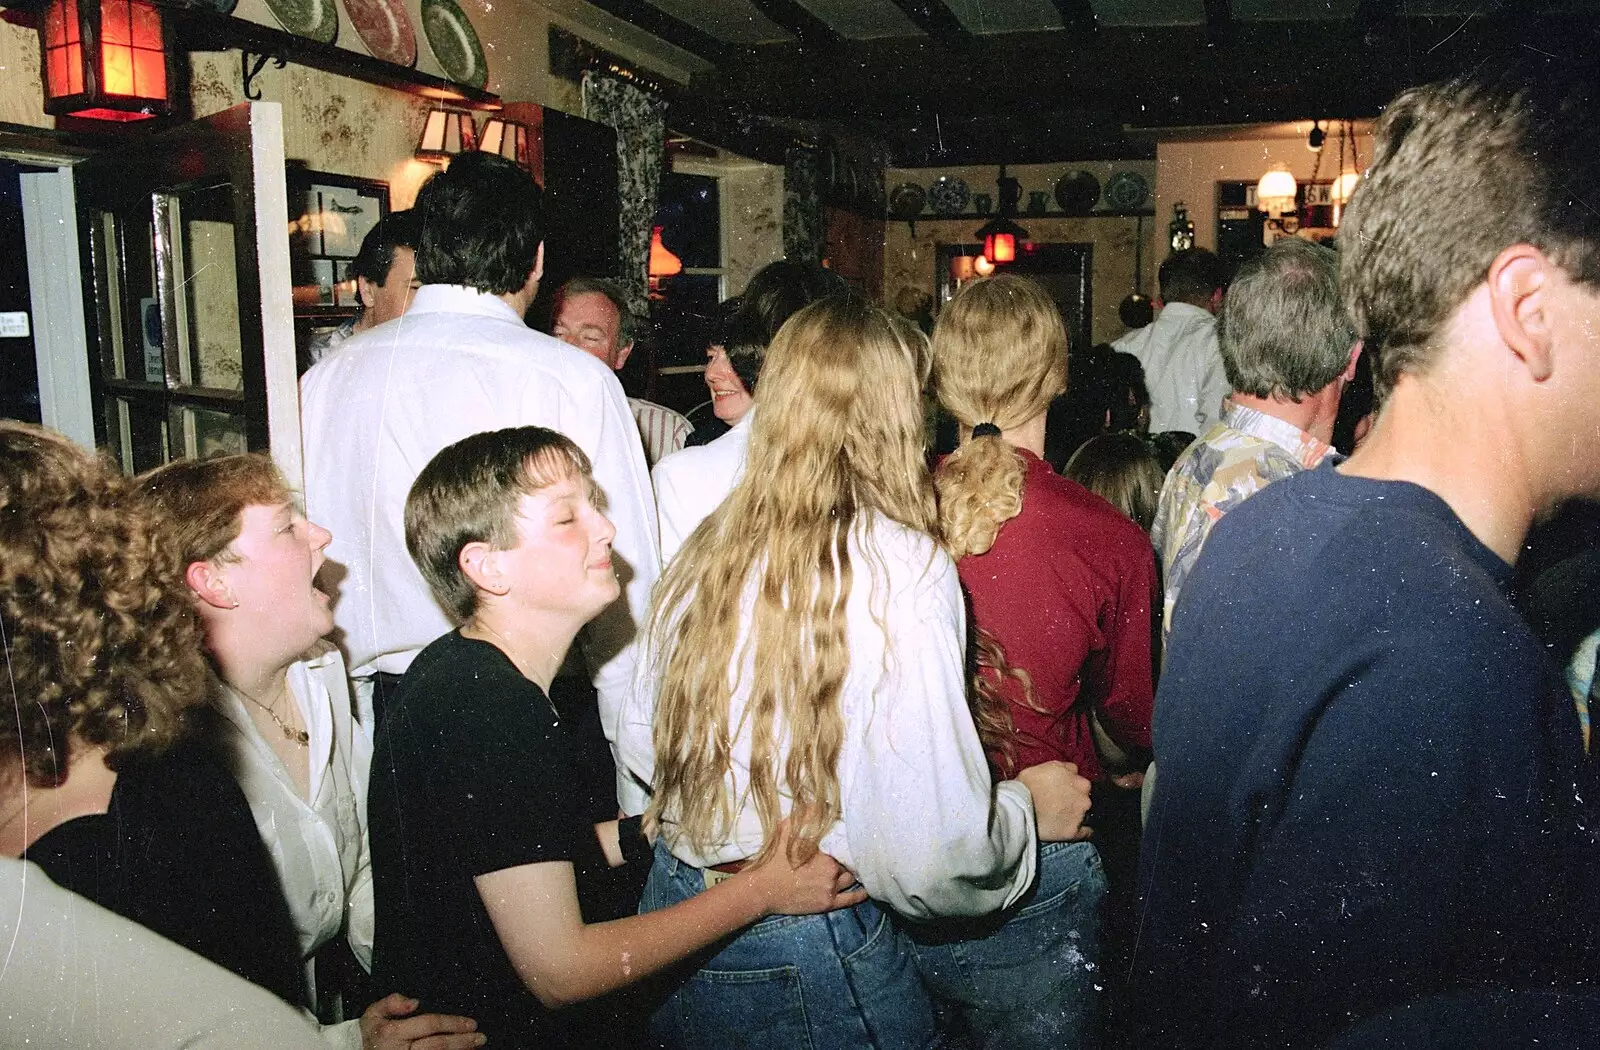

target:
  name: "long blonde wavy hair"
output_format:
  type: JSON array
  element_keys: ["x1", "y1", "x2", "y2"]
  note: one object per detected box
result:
[
  {"x1": 647, "y1": 295, "x2": 936, "y2": 864},
  {"x1": 932, "y1": 275, "x2": 1068, "y2": 559}
]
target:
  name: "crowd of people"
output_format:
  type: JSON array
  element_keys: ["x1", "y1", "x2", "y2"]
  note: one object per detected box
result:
[{"x1": 4, "y1": 64, "x2": 1600, "y2": 1050}]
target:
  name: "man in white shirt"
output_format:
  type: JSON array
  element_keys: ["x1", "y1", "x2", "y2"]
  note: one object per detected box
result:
[
  {"x1": 300, "y1": 152, "x2": 659, "y2": 813},
  {"x1": 550, "y1": 276, "x2": 691, "y2": 466},
  {"x1": 1114, "y1": 247, "x2": 1232, "y2": 434}
]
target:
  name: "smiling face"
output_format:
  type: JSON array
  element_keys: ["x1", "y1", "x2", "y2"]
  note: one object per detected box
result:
[
  {"x1": 705, "y1": 345, "x2": 753, "y2": 424},
  {"x1": 498, "y1": 473, "x2": 620, "y2": 626},
  {"x1": 218, "y1": 502, "x2": 335, "y2": 662}
]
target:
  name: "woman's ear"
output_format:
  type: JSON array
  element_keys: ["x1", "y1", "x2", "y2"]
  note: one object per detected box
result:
[
  {"x1": 186, "y1": 560, "x2": 236, "y2": 610},
  {"x1": 459, "y1": 541, "x2": 510, "y2": 599}
]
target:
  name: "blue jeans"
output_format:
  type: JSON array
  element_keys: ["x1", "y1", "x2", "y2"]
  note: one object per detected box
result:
[
  {"x1": 907, "y1": 840, "x2": 1106, "y2": 1050},
  {"x1": 641, "y1": 843, "x2": 939, "y2": 1049}
]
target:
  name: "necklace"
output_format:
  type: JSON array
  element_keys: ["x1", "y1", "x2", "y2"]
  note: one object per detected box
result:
[{"x1": 236, "y1": 686, "x2": 309, "y2": 747}]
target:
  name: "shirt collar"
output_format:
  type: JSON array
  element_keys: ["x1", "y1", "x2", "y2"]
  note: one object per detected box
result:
[
  {"x1": 407, "y1": 284, "x2": 523, "y2": 323},
  {"x1": 1223, "y1": 402, "x2": 1338, "y2": 469},
  {"x1": 1155, "y1": 301, "x2": 1214, "y2": 324}
]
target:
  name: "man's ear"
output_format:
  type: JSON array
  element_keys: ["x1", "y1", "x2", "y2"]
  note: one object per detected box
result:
[
  {"x1": 459, "y1": 541, "x2": 510, "y2": 599},
  {"x1": 1487, "y1": 244, "x2": 1555, "y2": 382},
  {"x1": 1209, "y1": 287, "x2": 1225, "y2": 314},
  {"x1": 356, "y1": 275, "x2": 378, "y2": 311},
  {"x1": 1344, "y1": 340, "x2": 1363, "y2": 382},
  {"x1": 614, "y1": 340, "x2": 635, "y2": 370},
  {"x1": 186, "y1": 560, "x2": 235, "y2": 610}
]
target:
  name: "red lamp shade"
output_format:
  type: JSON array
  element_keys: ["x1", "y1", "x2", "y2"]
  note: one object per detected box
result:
[
  {"x1": 984, "y1": 231, "x2": 1017, "y2": 264},
  {"x1": 40, "y1": 0, "x2": 175, "y2": 122},
  {"x1": 648, "y1": 226, "x2": 682, "y2": 279}
]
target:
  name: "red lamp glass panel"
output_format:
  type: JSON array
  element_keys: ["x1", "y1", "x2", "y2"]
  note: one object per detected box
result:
[
  {"x1": 984, "y1": 231, "x2": 1016, "y2": 264},
  {"x1": 40, "y1": 0, "x2": 173, "y2": 122}
]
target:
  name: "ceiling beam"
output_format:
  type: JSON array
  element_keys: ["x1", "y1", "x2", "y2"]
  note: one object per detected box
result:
[
  {"x1": 747, "y1": 0, "x2": 843, "y2": 51},
  {"x1": 883, "y1": 0, "x2": 977, "y2": 52},
  {"x1": 1203, "y1": 0, "x2": 1233, "y2": 45},
  {"x1": 1048, "y1": 0, "x2": 1097, "y2": 37},
  {"x1": 578, "y1": 0, "x2": 740, "y2": 64}
]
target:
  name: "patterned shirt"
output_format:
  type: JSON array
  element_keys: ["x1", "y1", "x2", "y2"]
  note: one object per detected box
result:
[
  {"x1": 1151, "y1": 403, "x2": 1339, "y2": 639},
  {"x1": 628, "y1": 397, "x2": 692, "y2": 467}
]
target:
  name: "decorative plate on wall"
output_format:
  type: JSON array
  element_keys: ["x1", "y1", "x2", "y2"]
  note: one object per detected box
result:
[
  {"x1": 888, "y1": 181, "x2": 926, "y2": 218},
  {"x1": 265, "y1": 0, "x2": 339, "y2": 43},
  {"x1": 1104, "y1": 170, "x2": 1151, "y2": 211},
  {"x1": 928, "y1": 175, "x2": 969, "y2": 215},
  {"x1": 344, "y1": 0, "x2": 418, "y2": 66},
  {"x1": 422, "y1": 0, "x2": 488, "y2": 89},
  {"x1": 1054, "y1": 170, "x2": 1101, "y2": 215}
]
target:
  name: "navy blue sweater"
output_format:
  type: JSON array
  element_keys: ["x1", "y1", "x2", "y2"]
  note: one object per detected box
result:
[{"x1": 1133, "y1": 463, "x2": 1598, "y2": 1048}]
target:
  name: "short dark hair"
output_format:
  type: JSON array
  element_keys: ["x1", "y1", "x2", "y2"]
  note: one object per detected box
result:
[
  {"x1": 1220, "y1": 237, "x2": 1355, "y2": 400},
  {"x1": 554, "y1": 276, "x2": 637, "y2": 347},
  {"x1": 1158, "y1": 248, "x2": 1226, "y2": 306},
  {"x1": 1343, "y1": 66, "x2": 1600, "y2": 400},
  {"x1": 349, "y1": 209, "x2": 419, "y2": 286},
  {"x1": 405, "y1": 426, "x2": 591, "y2": 622},
  {"x1": 414, "y1": 152, "x2": 544, "y2": 296},
  {"x1": 724, "y1": 261, "x2": 848, "y2": 393}
]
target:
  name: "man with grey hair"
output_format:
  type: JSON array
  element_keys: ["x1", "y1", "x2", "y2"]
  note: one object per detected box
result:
[
  {"x1": 1149, "y1": 236, "x2": 1359, "y2": 638},
  {"x1": 551, "y1": 276, "x2": 690, "y2": 466}
]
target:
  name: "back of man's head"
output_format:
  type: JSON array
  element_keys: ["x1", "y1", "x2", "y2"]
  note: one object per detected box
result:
[
  {"x1": 414, "y1": 152, "x2": 544, "y2": 296},
  {"x1": 349, "y1": 209, "x2": 420, "y2": 287},
  {"x1": 1342, "y1": 66, "x2": 1600, "y2": 400},
  {"x1": 1220, "y1": 238, "x2": 1354, "y2": 400},
  {"x1": 1158, "y1": 248, "x2": 1226, "y2": 308}
]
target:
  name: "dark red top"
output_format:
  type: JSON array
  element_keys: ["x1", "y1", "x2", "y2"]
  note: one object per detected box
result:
[{"x1": 957, "y1": 448, "x2": 1158, "y2": 780}]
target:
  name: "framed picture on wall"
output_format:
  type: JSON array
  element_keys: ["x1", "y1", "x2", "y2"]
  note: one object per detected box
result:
[{"x1": 287, "y1": 168, "x2": 390, "y2": 314}]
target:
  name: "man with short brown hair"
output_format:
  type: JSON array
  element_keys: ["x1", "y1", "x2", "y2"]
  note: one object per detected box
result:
[{"x1": 1135, "y1": 67, "x2": 1600, "y2": 1047}]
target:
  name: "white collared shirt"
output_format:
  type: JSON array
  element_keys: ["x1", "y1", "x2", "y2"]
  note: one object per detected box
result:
[
  {"x1": 619, "y1": 515, "x2": 1038, "y2": 920},
  {"x1": 651, "y1": 410, "x2": 753, "y2": 565},
  {"x1": 1113, "y1": 301, "x2": 1232, "y2": 434},
  {"x1": 211, "y1": 645, "x2": 373, "y2": 978},
  {"x1": 301, "y1": 285, "x2": 661, "y2": 812}
]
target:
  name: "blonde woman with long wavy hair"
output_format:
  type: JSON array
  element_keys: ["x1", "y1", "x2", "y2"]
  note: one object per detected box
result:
[
  {"x1": 929, "y1": 274, "x2": 1160, "y2": 1048},
  {"x1": 618, "y1": 294, "x2": 1088, "y2": 1049}
]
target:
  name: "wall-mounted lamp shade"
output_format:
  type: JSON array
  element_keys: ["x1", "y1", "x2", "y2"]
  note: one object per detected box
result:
[
  {"x1": 417, "y1": 108, "x2": 476, "y2": 161},
  {"x1": 41, "y1": 0, "x2": 174, "y2": 121},
  {"x1": 648, "y1": 226, "x2": 682, "y2": 278},
  {"x1": 950, "y1": 255, "x2": 976, "y2": 282},
  {"x1": 1256, "y1": 164, "x2": 1298, "y2": 218},
  {"x1": 1330, "y1": 171, "x2": 1362, "y2": 205},
  {"x1": 477, "y1": 117, "x2": 532, "y2": 171}
]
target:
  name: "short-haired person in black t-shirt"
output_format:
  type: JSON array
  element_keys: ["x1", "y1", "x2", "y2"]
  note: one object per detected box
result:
[{"x1": 368, "y1": 425, "x2": 866, "y2": 1049}]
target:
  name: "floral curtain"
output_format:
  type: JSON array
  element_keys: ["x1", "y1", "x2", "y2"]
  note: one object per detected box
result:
[
  {"x1": 581, "y1": 71, "x2": 667, "y2": 317},
  {"x1": 784, "y1": 146, "x2": 823, "y2": 264}
]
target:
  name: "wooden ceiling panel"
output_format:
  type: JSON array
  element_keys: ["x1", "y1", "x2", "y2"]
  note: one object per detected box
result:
[
  {"x1": 1087, "y1": 0, "x2": 1206, "y2": 25},
  {"x1": 943, "y1": 0, "x2": 1067, "y2": 34},
  {"x1": 643, "y1": 0, "x2": 792, "y2": 44},
  {"x1": 792, "y1": 0, "x2": 924, "y2": 38}
]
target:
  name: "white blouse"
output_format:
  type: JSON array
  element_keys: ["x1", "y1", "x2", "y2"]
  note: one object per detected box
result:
[
  {"x1": 211, "y1": 643, "x2": 373, "y2": 1015},
  {"x1": 620, "y1": 514, "x2": 1038, "y2": 920}
]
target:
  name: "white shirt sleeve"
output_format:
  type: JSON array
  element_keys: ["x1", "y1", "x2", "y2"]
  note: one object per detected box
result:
[
  {"x1": 1195, "y1": 330, "x2": 1232, "y2": 432},
  {"x1": 843, "y1": 551, "x2": 1038, "y2": 919},
  {"x1": 0, "y1": 858, "x2": 326, "y2": 1049},
  {"x1": 539, "y1": 367, "x2": 661, "y2": 813}
]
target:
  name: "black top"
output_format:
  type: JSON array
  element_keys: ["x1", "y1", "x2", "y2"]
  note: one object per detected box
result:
[
  {"x1": 1133, "y1": 462, "x2": 1600, "y2": 1048},
  {"x1": 369, "y1": 631, "x2": 594, "y2": 1050},
  {"x1": 26, "y1": 741, "x2": 305, "y2": 1006}
]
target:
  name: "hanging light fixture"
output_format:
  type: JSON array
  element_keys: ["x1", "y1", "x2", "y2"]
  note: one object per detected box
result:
[
  {"x1": 1255, "y1": 163, "x2": 1299, "y2": 219},
  {"x1": 973, "y1": 255, "x2": 996, "y2": 277},
  {"x1": 477, "y1": 117, "x2": 533, "y2": 172},
  {"x1": 975, "y1": 164, "x2": 1029, "y2": 265},
  {"x1": 1330, "y1": 120, "x2": 1364, "y2": 226},
  {"x1": 416, "y1": 108, "x2": 476, "y2": 162},
  {"x1": 39, "y1": 0, "x2": 177, "y2": 122}
]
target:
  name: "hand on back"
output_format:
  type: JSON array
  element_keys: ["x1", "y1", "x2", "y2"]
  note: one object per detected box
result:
[
  {"x1": 360, "y1": 993, "x2": 484, "y2": 1050},
  {"x1": 1017, "y1": 760, "x2": 1094, "y2": 842},
  {"x1": 745, "y1": 818, "x2": 869, "y2": 917}
]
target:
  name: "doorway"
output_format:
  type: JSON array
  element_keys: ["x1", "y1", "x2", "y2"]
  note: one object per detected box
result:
[{"x1": 0, "y1": 158, "x2": 57, "y2": 425}]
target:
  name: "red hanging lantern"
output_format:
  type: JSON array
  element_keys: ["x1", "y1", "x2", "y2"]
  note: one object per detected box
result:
[
  {"x1": 40, "y1": 0, "x2": 177, "y2": 122},
  {"x1": 984, "y1": 231, "x2": 1017, "y2": 264}
]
